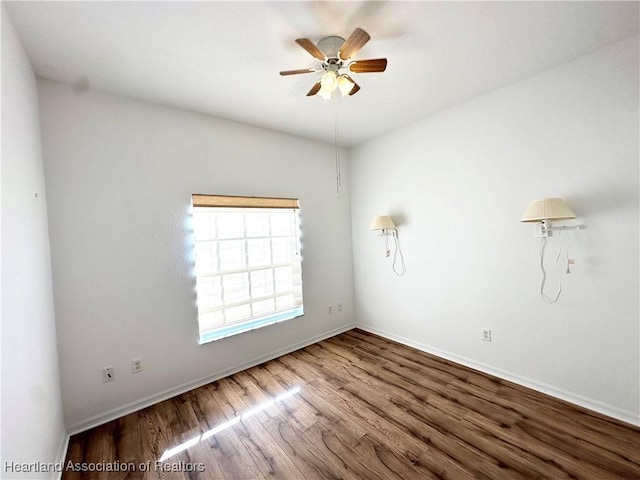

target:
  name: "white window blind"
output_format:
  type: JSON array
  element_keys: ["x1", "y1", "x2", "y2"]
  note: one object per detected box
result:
[{"x1": 191, "y1": 195, "x2": 303, "y2": 343}]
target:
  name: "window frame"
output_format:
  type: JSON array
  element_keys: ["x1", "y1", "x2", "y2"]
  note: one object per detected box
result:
[{"x1": 191, "y1": 194, "x2": 304, "y2": 344}]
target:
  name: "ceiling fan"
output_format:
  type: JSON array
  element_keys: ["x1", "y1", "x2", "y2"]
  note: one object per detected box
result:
[{"x1": 280, "y1": 27, "x2": 387, "y2": 99}]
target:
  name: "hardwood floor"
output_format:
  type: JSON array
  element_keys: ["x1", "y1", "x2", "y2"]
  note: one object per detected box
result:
[{"x1": 63, "y1": 329, "x2": 640, "y2": 479}]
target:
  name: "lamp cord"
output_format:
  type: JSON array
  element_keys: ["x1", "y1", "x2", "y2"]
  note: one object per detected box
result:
[
  {"x1": 332, "y1": 97, "x2": 341, "y2": 197},
  {"x1": 539, "y1": 230, "x2": 570, "y2": 303},
  {"x1": 392, "y1": 232, "x2": 406, "y2": 276}
]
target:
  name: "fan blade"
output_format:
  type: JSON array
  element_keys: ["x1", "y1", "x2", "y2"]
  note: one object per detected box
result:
[
  {"x1": 348, "y1": 58, "x2": 387, "y2": 73},
  {"x1": 338, "y1": 27, "x2": 371, "y2": 60},
  {"x1": 280, "y1": 68, "x2": 316, "y2": 76},
  {"x1": 295, "y1": 38, "x2": 326, "y2": 61},
  {"x1": 342, "y1": 75, "x2": 361, "y2": 96},
  {"x1": 306, "y1": 81, "x2": 321, "y2": 96}
]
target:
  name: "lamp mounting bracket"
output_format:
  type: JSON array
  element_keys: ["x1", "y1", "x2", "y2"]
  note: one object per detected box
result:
[{"x1": 536, "y1": 220, "x2": 584, "y2": 237}]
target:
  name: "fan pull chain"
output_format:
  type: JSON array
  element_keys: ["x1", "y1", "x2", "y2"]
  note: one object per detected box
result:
[{"x1": 332, "y1": 97, "x2": 342, "y2": 197}]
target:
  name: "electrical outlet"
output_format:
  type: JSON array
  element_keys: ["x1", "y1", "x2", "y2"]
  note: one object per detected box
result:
[
  {"x1": 102, "y1": 367, "x2": 114, "y2": 383},
  {"x1": 131, "y1": 358, "x2": 143, "y2": 374},
  {"x1": 337, "y1": 303, "x2": 343, "y2": 312},
  {"x1": 327, "y1": 305, "x2": 333, "y2": 314},
  {"x1": 482, "y1": 329, "x2": 492, "y2": 342}
]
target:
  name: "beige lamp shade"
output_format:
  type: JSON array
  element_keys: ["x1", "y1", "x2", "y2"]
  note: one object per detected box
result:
[
  {"x1": 521, "y1": 198, "x2": 576, "y2": 222},
  {"x1": 369, "y1": 215, "x2": 396, "y2": 230}
]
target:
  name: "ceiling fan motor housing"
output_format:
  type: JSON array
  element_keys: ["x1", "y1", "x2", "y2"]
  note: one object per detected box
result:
[
  {"x1": 318, "y1": 36, "x2": 346, "y2": 72},
  {"x1": 318, "y1": 36, "x2": 345, "y2": 58},
  {"x1": 324, "y1": 58, "x2": 342, "y2": 72}
]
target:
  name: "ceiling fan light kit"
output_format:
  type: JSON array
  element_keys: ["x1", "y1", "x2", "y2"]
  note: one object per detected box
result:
[{"x1": 280, "y1": 27, "x2": 387, "y2": 99}]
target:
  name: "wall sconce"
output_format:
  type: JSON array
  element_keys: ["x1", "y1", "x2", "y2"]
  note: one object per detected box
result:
[
  {"x1": 369, "y1": 215, "x2": 406, "y2": 276},
  {"x1": 369, "y1": 215, "x2": 396, "y2": 246},
  {"x1": 520, "y1": 197, "x2": 583, "y2": 303},
  {"x1": 520, "y1": 197, "x2": 583, "y2": 236}
]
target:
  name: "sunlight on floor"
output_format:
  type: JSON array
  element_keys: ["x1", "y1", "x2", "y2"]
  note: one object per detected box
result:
[{"x1": 159, "y1": 386, "x2": 301, "y2": 461}]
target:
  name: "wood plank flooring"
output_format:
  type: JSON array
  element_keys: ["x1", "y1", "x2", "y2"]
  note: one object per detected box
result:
[{"x1": 63, "y1": 329, "x2": 640, "y2": 479}]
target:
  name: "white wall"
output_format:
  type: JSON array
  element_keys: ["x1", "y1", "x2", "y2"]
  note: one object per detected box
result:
[
  {"x1": 37, "y1": 80, "x2": 354, "y2": 431},
  {"x1": 1, "y1": 6, "x2": 67, "y2": 477},
  {"x1": 349, "y1": 37, "x2": 639, "y2": 425}
]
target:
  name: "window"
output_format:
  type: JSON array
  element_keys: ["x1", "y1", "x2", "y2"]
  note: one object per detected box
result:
[{"x1": 191, "y1": 194, "x2": 303, "y2": 343}]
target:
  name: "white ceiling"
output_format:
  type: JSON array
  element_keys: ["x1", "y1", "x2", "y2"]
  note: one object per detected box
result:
[{"x1": 6, "y1": 1, "x2": 639, "y2": 147}]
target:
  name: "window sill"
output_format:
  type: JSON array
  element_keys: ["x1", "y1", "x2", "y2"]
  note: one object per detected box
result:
[{"x1": 199, "y1": 306, "x2": 304, "y2": 344}]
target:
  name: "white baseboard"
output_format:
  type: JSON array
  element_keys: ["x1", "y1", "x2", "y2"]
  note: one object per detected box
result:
[
  {"x1": 356, "y1": 324, "x2": 640, "y2": 427},
  {"x1": 67, "y1": 322, "x2": 356, "y2": 435},
  {"x1": 52, "y1": 430, "x2": 69, "y2": 480}
]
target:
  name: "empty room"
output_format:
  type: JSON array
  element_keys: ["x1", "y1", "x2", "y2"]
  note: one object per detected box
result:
[{"x1": 2, "y1": 1, "x2": 639, "y2": 479}]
